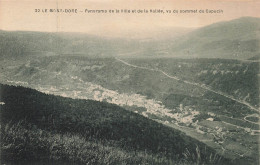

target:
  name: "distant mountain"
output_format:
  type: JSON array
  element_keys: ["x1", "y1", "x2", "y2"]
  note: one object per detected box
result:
[
  {"x1": 88, "y1": 26, "x2": 193, "y2": 40},
  {"x1": 0, "y1": 17, "x2": 259, "y2": 59},
  {"x1": 0, "y1": 31, "x2": 137, "y2": 58},
  {"x1": 0, "y1": 27, "x2": 192, "y2": 59},
  {"x1": 166, "y1": 17, "x2": 260, "y2": 59}
]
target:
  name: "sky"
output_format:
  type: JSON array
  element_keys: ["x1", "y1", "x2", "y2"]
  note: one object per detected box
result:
[{"x1": 0, "y1": 0, "x2": 259, "y2": 37}]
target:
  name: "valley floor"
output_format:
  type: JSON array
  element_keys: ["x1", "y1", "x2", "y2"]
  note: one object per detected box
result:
[{"x1": 0, "y1": 56, "x2": 259, "y2": 164}]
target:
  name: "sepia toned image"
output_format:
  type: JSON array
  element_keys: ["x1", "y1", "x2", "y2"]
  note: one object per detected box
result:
[{"x1": 0, "y1": 0, "x2": 259, "y2": 164}]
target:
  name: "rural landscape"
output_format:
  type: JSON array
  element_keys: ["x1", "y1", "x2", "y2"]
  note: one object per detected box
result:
[{"x1": 0, "y1": 17, "x2": 259, "y2": 164}]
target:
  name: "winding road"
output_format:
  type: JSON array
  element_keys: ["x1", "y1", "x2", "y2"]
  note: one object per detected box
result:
[
  {"x1": 115, "y1": 58, "x2": 260, "y2": 113},
  {"x1": 244, "y1": 114, "x2": 259, "y2": 124}
]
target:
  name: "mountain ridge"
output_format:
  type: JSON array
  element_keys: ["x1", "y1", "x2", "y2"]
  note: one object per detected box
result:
[
  {"x1": 166, "y1": 17, "x2": 260, "y2": 59},
  {"x1": 0, "y1": 17, "x2": 259, "y2": 59}
]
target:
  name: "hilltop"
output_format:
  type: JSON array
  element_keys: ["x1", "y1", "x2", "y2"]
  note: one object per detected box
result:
[{"x1": 167, "y1": 17, "x2": 260, "y2": 59}]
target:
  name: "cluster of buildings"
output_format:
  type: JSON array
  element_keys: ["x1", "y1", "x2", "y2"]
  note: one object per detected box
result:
[{"x1": 36, "y1": 77, "x2": 201, "y2": 128}]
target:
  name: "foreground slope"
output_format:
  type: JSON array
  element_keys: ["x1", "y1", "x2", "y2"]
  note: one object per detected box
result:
[{"x1": 0, "y1": 84, "x2": 230, "y2": 164}]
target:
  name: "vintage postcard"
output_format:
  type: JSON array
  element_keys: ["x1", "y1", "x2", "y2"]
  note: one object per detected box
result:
[{"x1": 0, "y1": 0, "x2": 259, "y2": 164}]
